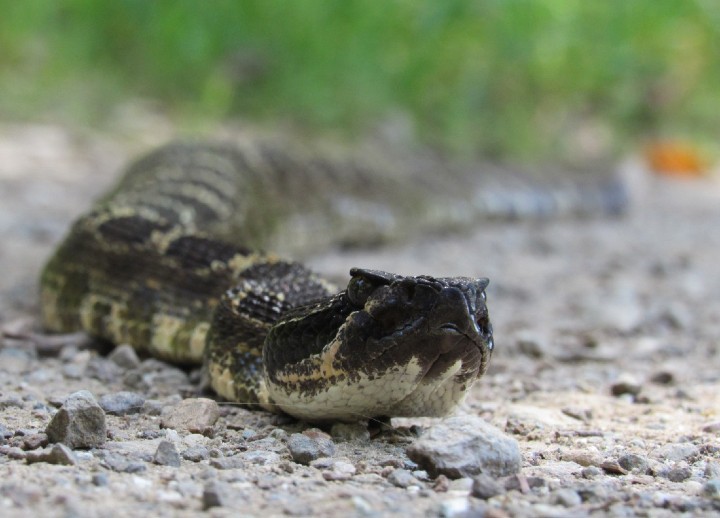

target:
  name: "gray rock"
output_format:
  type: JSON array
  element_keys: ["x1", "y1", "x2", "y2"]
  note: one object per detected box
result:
[
  {"x1": 160, "y1": 398, "x2": 220, "y2": 434},
  {"x1": 45, "y1": 390, "x2": 106, "y2": 449},
  {"x1": 209, "y1": 456, "x2": 245, "y2": 470},
  {"x1": 330, "y1": 422, "x2": 371, "y2": 442},
  {"x1": 287, "y1": 430, "x2": 335, "y2": 465},
  {"x1": 203, "y1": 481, "x2": 230, "y2": 509},
  {"x1": 387, "y1": 468, "x2": 419, "y2": 488},
  {"x1": 25, "y1": 443, "x2": 77, "y2": 465},
  {"x1": 618, "y1": 453, "x2": 649, "y2": 473},
  {"x1": 153, "y1": 440, "x2": 181, "y2": 467},
  {"x1": 3, "y1": 446, "x2": 26, "y2": 460},
  {"x1": 705, "y1": 461, "x2": 720, "y2": 479},
  {"x1": 92, "y1": 473, "x2": 109, "y2": 487},
  {"x1": 471, "y1": 474, "x2": 504, "y2": 499},
  {"x1": 436, "y1": 497, "x2": 472, "y2": 518},
  {"x1": 99, "y1": 391, "x2": 145, "y2": 416},
  {"x1": 62, "y1": 364, "x2": 84, "y2": 380},
  {"x1": 108, "y1": 344, "x2": 141, "y2": 369},
  {"x1": 321, "y1": 459, "x2": 356, "y2": 481},
  {"x1": 703, "y1": 479, "x2": 720, "y2": 500},
  {"x1": 652, "y1": 442, "x2": 699, "y2": 462},
  {"x1": 0, "y1": 423, "x2": 12, "y2": 439},
  {"x1": 241, "y1": 428, "x2": 257, "y2": 440},
  {"x1": 552, "y1": 488, "x2": 582, "y2": 507},
  {"x1": 21, "y1": 433, "x2": 48, "y2": 451},
  {"x1": 504, "y1": 475, "x2": 546, "y2": 492},
  {"x1": 240, "y1": 450, "x2": 281, "y2": 465},
  {"x1": 269, "y1": 428, "x2": 288, "y2": 441},
  {"x1": 663, "y1": 464, "x2": 692, "y2": 482},
  {"x1": 84, "y1": 357, "x2": 122, "y2": 383},
  {"x1": 577, "y1": 484, "x2": 609, "y2": 503},
  {"x1": 182, "y1": 446, "x2": 210, "y2": 462},
  {"x1": 99, "y1": 451, "x2": 147, "y2": 473},
  {"x1": 406, "y1": 415, "x2": 522, "y2": 479}
]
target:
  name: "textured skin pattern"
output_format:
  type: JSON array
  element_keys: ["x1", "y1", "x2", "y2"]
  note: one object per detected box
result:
[{"x1": 40, "y1": 138, "x2": 623, "y2": 421}]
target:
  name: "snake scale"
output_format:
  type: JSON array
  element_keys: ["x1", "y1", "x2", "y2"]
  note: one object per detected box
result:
[{"x1": 40, "y1": 136, "x2": 625, "y2": 422}]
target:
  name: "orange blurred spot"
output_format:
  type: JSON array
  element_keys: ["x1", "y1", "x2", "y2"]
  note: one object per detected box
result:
[{"x1": 644, "y1": 141, "x2": 706, "y2": 178}]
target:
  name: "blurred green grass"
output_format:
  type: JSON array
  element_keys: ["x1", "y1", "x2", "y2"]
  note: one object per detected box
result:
[{"x1": 1, "y1": 0, "x2": 718, "y2": 159}]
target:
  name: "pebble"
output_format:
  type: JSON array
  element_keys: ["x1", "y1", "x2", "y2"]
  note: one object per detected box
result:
[
  {"x1": 92, "y1": 473, "x2": 109, "y2": 487},
  {"x1": 182, "y1": 446, "x2": 210, "y2": 462},
  {"x1": 25, "y1": 443, "x2": 77, "y2": 465},
  {"x1": 45, "y1": 390, "x2": 106, "y2": 449},
  {"x1": 240, "y1": 450, "x2": 281, "y2": 465},
  {"x1": 386, "y1": 468, "x2": 420, "y2": 488},
  {"x1": 577, "y1": 484, "x2": 609, "y2": 503},
  {"x1": 551, "y1": 488, "x2": 582, "y2": 507},
  {"x1": 202, "y1": 481, "x2": 230, "y2": 509},
  {"x1": 241, "y1": 428, "x2": 257, "y2": 440},
  {"x1": 650, "y1": 371, "x2": 675, "y2": 385},
  {"x1": 22, "y1": 433, "x2": 48, "y2": 451},
  {"x1": 705, "y1": 461, "x2": 720, "y2": 479},
  {"x1": 617, "y1": 453, "x2": 649, "y2": 473},
  {"x1": 447, "y1": 477, "x2": 473, "y2": 493},
  {"x1": 108, "y1": 344, "x2": 141, "y2": 369},
  {"x1": 287, "y1": 431, "x2": 335, "y2": 465},
  {"x1": 652, "y1": 442, "x2": 699, "y2": 462},
  {"x1": 702, "y1": 421, "x2": 720, "y2": 433},
  {"x1": 153, "y1": 440, "x2": 181, "y2": 467},
  {"x1": 160, "y1": 398, "x2": 220, "y2": 434},
  {"x1": 100, "y1": 451, "x2": 147, "y2": 473},
  {"x1": 62, "y1": 364, "x2": 84, "y2": 379},
  {"x1": 99, "y1": 391, "x2": 145, "y2": 415},
  {"x1": 561, "y1": 406, "x2": 593, "y2": 422},
  {"x1": 562, "y1": 450, "x2": 603, "y2": 467},
  {"x1": 436, "y1": 497, "x2": 471, "y2": 518},
  {"x1": 209, "y1": 456, "x2": 245, "y2": 470},
  {"x1": 84, "y1": 356, "x2": 122, "y2": 383},
  {"x1": 610, "y1": 375, "x2": 642, "y2": 397},
  {"x1": 406, "y1": 415, "x2": 522, "y2": 479},
  {"x1": 330, "y1": 422, "x2": 371, "y2": 442},
  {"x1": 703, "y1": 479, "x2": 720, "y2": 500},
  {"x1": 504, "y1": 475, "x2": 546, "y2": 492},
  {"x1": 4, "y1": 446, "x2": 26, "y2": 460},
  {"x1": 663, "y1": 464, "x2": 692, "y2": 482},
  {"x1": 471, "y1": 474, "x2": 504, "y2": 500},
  {"x1": 321, "y1": 459, "x2": 356, "y2": 481}
]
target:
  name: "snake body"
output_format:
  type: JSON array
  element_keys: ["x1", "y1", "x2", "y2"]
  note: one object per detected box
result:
[{"x1": 40, "y1": 137, "x2": 624, "y2": 421}]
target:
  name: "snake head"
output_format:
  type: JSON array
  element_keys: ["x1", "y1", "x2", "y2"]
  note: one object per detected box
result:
[
  {"x1": 264, "y1": 267, "x2": 493, "y2": 421},
  {"x1": 344, "y1": 267, "x2": 493, "y2": 381}
]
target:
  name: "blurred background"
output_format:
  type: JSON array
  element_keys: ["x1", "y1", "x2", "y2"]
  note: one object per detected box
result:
[{"x1": 0, "y1": 0, "x2": 718, "y2": 168}]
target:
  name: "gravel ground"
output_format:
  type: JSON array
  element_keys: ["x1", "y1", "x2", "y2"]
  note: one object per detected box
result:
[{"x1": 1, "y1": 122, "x2": 719, "y2": 517}]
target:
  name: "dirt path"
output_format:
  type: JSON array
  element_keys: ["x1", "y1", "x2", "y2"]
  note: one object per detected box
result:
[{"x1": 1, "y1": 123, "x2": 719, "y2": 517}]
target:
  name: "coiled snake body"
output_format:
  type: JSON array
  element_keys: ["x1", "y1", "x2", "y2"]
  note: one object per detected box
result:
[{"x1": 40, "y1": 137, "x2": 624, "y2": 421}]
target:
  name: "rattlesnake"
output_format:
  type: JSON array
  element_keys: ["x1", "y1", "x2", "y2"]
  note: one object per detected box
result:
[{"x1": 40, "y1": 136, "x2": 624, "y2": 421}]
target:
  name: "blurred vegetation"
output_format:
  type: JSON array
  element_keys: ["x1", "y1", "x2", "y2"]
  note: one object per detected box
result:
[{"x1": 0, "y1": 0, "x2": 718, "y2": 160}]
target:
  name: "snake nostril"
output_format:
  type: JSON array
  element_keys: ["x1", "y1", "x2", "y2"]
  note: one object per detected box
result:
[{"x1": 438, "y1": 323, "x2": 462, "y2": 334}]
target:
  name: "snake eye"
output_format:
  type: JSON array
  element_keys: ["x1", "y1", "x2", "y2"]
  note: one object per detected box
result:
[{"x1": 346, "y1": 276, "x2": 375, "y2": 307}]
